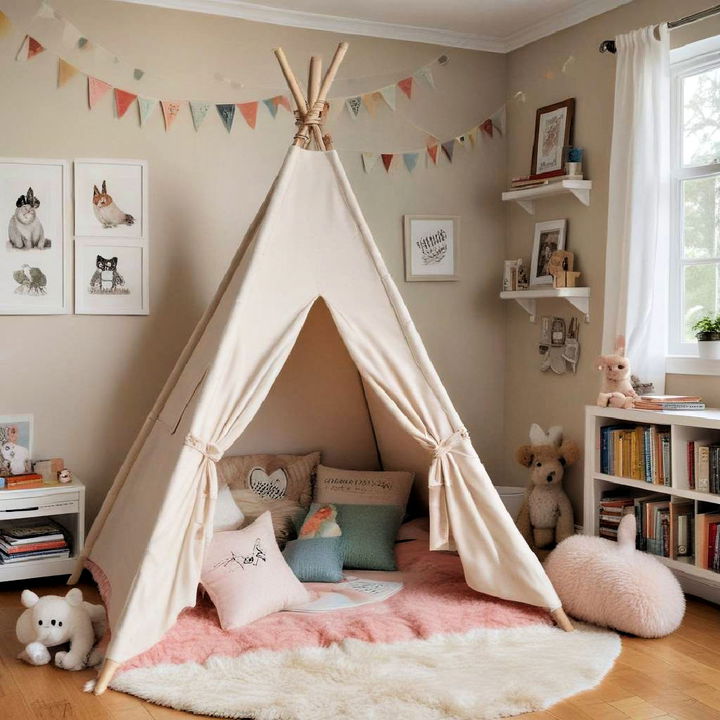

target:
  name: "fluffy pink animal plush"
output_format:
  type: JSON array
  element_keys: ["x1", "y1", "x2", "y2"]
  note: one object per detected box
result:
[
  {"x1": 596, "y1": 335, "x2": 637, "y2": 409},
  {"x1": 545, "y1": 514, "x2": 685, "y2": 637}
]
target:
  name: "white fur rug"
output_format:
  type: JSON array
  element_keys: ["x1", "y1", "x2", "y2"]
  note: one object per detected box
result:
[{"x1": 108, "y1": 623, "x2": 620, "y2": 719}]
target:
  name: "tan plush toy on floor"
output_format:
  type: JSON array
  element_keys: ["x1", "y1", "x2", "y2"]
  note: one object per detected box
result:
[{"x1": 515, "y1": 424, "x2": 578, "y2": 554}]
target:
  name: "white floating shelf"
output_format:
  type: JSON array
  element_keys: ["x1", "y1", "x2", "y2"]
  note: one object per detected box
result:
[
  {"x1": 500, "y1": 287, "x2": 591, "y2": 322},
  {"x1": 502, "y1": 179, "x2": 592, "y2": 215}
]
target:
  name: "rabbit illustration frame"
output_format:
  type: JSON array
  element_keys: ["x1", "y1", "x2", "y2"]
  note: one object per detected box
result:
[{"x1": 0, "y1": 158, "x2": 71, "y2": 315}]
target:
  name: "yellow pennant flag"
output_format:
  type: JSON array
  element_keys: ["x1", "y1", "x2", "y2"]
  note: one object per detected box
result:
[
  {"x1": 362, "y1": 93, "x2": 377, "y2": 116},
  {"x1": 0, "y1": 11, "x2": 11, "y2": 37},
  {"x1": 57, "y1": 58, "x2": 78, "y2": 88}
]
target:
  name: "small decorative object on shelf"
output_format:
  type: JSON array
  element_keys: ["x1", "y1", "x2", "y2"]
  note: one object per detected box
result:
[
  {"x1": 595, "y1": 336, "x2": 637, "y2": 409},
  {"x1": 539, "y1": 316, "x2": 580, "y2": 374},
  {"x1": 33, "y1": 458, "x2": 65, "y2": 484},
  {"x1": 548, "y1": 250, "x2": 581, "y2": 288},
  {"x1": 0, "y1": 415, "x2": 33, "y2": 476},
  {"x1": 564, "y1": 146, "x2": 583, "y2": 178},
  {"x1": 530, "y1": 219, "x2": 566, "y2": 286},
  {"x1": 58, "y1": 468, "x2": 72, "y2": 483},
  {"x1": 691, "y1": 313, "x2": 720, "y2": 360},
  {"x1": 502, "y1": 258, "x2": 528, "y2": 291}
]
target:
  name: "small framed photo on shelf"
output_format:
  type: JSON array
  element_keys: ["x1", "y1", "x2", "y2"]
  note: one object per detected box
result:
[
  {"x1": 0, "y1": 414, "x2": 33, "y2": 476},
  {"x1": 531, "y1": 98, "x2": 575, "y2": 175},
  {"x1": 0, "y1": 158, "x2": 70, "y2": 315},
  {"x1": 74, "y1": 238, "x2": 148, "y2": 315},
  {"x1": 403, "y1": 215, "x2": 459, "y2": 282},
  {"x1": 530, "y1": 219, "x2": 566, "y2": 286}
]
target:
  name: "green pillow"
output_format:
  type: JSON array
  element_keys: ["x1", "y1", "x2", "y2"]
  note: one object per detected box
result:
[
  {"x1": 305, "y1": 503, "x2": 404, "y2": 571},
  {"x1": 282, "y1": 537, "x2": 345, "y2": 582}
]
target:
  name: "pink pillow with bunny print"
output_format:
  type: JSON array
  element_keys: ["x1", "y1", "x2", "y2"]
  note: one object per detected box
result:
[{"x1": 201, "y1": 512, "x2": 310, "y2": 629}]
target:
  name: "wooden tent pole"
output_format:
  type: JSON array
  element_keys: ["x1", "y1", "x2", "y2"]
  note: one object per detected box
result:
[
  {"x1": 94, "y1": 658, "x2": 119, "y2": 695},
  {"x1": 316, "y1": 42, "x2": 349, "y2": 107},
  {"x1": 551, "y1": 607, "x2": 574, "y2": 632},
  {"x1": 273, "y1": 47, "x2": 311, "y2": 147},
  {"x1": 307, "y1": 55, "x2": 325, "y2": 151}
]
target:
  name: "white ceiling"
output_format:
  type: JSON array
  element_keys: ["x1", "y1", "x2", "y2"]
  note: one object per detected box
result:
[{"x1": 115, "y1": 0, "x2": 632, "y2": 52}]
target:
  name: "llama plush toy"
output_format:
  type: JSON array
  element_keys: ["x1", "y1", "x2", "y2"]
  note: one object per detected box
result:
[{"x1": 596, "y1": 336, "x2": 637, "y2": 409}]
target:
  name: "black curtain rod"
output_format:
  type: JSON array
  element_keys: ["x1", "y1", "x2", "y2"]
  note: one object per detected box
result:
[{"x1": 599, "y1": 3, "x2": 720, "y2": 53}]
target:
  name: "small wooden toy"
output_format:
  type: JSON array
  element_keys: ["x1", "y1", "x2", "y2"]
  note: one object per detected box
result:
[{"x1": 548, "y1": 250, "x2": 582, "y2": 288}]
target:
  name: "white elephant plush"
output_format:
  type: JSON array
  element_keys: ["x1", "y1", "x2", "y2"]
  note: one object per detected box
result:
[{"x1": 16, "y1": 588, "x2": 106, "y2": 670}]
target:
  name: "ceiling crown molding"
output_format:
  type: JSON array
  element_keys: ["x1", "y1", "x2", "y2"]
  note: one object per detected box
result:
[{"x1": 112, "y1": 0, "x2": 631, "y2": 53}]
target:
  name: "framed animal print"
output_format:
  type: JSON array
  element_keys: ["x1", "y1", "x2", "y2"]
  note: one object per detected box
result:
[
  {"x1": 403, "y1": 215, "x2": 459, "y2": 282},
  {"x1": 73, "y1": 159, "x2": 147, "y2": 239},
  {"x1": 0, "y1": 158, "x2": 70, "y2": 314},
  {"x1": 74, "y1": 238, "x2": 148, "y2": 315},
  {"x1": 0, "y1": 414, "x2": 33, "y2": 476}
]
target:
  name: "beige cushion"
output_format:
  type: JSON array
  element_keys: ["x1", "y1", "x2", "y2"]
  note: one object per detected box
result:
[{"x1": 313, "y1": 464, "x2": 414, "y2": 511}]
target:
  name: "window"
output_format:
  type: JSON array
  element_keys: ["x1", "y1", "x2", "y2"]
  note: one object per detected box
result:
[{"x1": 669, "y1": 47, "x2": 720, "y2": 357}]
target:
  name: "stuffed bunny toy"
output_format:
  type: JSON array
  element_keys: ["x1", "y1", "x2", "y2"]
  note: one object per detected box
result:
[
  {"x1": 596, "y1": 335, "x2": 637, "y2": 409},
  {"x1": 515, "y1": 424, "x2": 578, "y2": 553},
  {"x1": 16, "y1": 588, "x2": 106, "y2": 670}
]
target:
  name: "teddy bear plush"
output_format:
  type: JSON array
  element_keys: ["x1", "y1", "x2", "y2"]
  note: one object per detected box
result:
[
  {"x1": 596, "y1": 335, "x2": 637, "y2": 409},
  {"x1": 16, "y1": 588, "x2": 106, "y2": 670},
  {"x1": 515, "y1": 424, "x2": 579, "y2": 553}
]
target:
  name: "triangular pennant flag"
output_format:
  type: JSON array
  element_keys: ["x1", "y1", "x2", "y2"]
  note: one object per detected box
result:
[
  {"x1": 262, "y1": 98, "x2": 278, "y2": 118},
  {"x1": 88, "y1": 77, "x2": 112, "y2": 109},
  {"x1": 15, "y1": 35, "x2": 30, "y2": 61},
  {"x1": 77, "y1": 37, "x2": 91, "y2": 50},
  {"x1": 397, "y1": 77, "x2": 413, "y2": 100},
  {"x1": 413, "y1": 65, "x2": 435, "y2": 89},
  {"x1": 362, "y1": 93, "x2": 377, "y2": 116},
  {"x1": 491, "y1": 106, "x2": 506, "y2": 136},
  {"x1": 138, "y1": 97, "x2": 156, "y2": 126},
  {"x1": 441, "y1": 140, "x2": 455, "y2": 162},
  {"x1": 456, "y1": 134, "x2": 469, "y2": 150},
  {"x1": 237, "y1": 101, "x2": 258, "y2": 129},
  {"x1": 403, "y1": 153, "x2": 419, "y2": 173},
  {"x1": 216, "y1": 103, "x2": 235, "y2": 132},
  {"x1": 61, "y1": 22, "x2": 81, "y2": 47},
  {"x1": 274, "y1": 95, "x2": 291, "y2": 112},
  {"x1": 378, "y1": 85, "x2": 396, "y2": 111},
  {"x1": 189, "y1": 101, "x2": 210, "y2": 131},
  {"x1": 346, "y1": 96, "x2": 362, "y2": 119},
  {"x1": 0, "y1": 10, "x2": 11, "y2": 37},
  {"x1": 57, "y1": 58, "x2": 78, "y2": 88},
  {"x1": 361, "y1": 153, "x2": 379, "y2": 173},
  {"x1": 427, "y1": 144, "x2": 439, "y2": 165},
  {"x1": 161, "y1": 101, "x2": 181, "y2": 130},
  {"x1": 36, "y1": 2, "x2": 57, "y2": 20},
  {"x1": 381, "y1": 154, "x2": 394, "y2": 172},
  {"x1": 28, "y1": 36, "x2": 45, "y2": 59},
  {"x1": 468, "y1": 127, "x2": 478, "y2": 148},
  {"x1": 133, "y1": 68, "x2": 144, "y2": 81},
  {"x1": 114, "y1": 89, "x2": 137, "y2": 119},
  {"x1": 481, "y1": 118, "x2": 494, "y2": 137}
]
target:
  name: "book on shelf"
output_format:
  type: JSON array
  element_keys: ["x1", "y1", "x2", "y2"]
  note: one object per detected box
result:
[
  {"x1": 0, "y1": 548, "x2": 69, "y2": 564},
  {"x1": 0, "y1": 538, "x2": 67, "y2": 554},
  {"x1": 508, "y1": 169, "x2": 581, "y2": 189},
  {"x1": 0, "y1": 473, "x2": 45, "y2": 490},
  {"x1": 599, "y1": 424, "x2": 670, "y2": 484},
  {"x1": 686, "y1": 439, "x2": 720, "y2": 495},
  {"x1": 598, "y1": 496, "x2": 634, "y2": 540},
  {"x1": 0, "y1": 518, "x2": 68, "y2": 544},
  {"x1": 696, "y1": 511, "x2": 720, "y2": 571},
  {"x1": 634, "y1": 394, "x2": 705, "y2": 411}
]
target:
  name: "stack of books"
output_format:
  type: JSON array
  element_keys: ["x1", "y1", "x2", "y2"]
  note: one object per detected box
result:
[
  {"x1": 632, "y1": 494, "x2": 693, "y2": 560},
  {"x1": 697, "y1": 510, "x2": 720, "y2": 572},
  {"x1": 0, "y1": 472, "x2": 45, "y2": 491},
  {"x1": 634, "y1": 395, "x2": 705, "y2": 411},
  {"x1": 0, "y1": 518, "x2": 70, "y2": 565},
  {"x1": 600, "y1": 424, "x2": 671, "y2": 485},
  {"x1": 598, "y1": 497, "x2": 635, "y2": 540},
  {"x1": 686, "y1": 440, "x2": 720, "y2": 493},
  {"x1": 509, "y1": 168, "x2": 582, "y2": 190}
]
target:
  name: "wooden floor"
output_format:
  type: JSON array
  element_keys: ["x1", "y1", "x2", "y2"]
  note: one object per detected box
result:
[{"x1": 1, "y1": 576, "x2": 720, "y2": 720}]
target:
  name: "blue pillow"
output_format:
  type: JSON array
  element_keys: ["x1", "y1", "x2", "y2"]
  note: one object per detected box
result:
[{"x1": 282, "y1": 536, "x2": 345, "y2": 582}]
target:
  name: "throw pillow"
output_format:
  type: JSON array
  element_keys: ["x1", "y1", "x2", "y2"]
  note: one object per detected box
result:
[
  {"x1": 283, "y1": 536, "x2": 345, "y2": 583},
  {"x1": 201, "y1": 512, "x2": 310, "y2": 629},
  {"x1": 212, "y1": 483, "x2": 245, "y2": 533},
  {"x1": 299, "y1": 504, "x2": 342, "y2": 538},
  {"x1": 313, "y1": 465, "x2": 414, "y2": 513}
]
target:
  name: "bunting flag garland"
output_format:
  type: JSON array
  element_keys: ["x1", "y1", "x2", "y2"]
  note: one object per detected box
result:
[
  {"x1": 114, "y1": 88, "x2": 137, "y2": 118},
  {"x1": 17, "y1": 35, "x2": 44, "y2": 61},
  {"x1": 346, "y1": 96, "x2": 362, "y2": 119},
  {"x1": 189, "y1": 101, "x2": 210, "y2": 131},
  {"x1": 378, "y1": 85, "x2": 396, "y2": 111},
  {"x1": 262, "y1": 97, "x2": 278, "y2": 118},
  {"x1": 237, "y1": 101, "x2": 258, "y2": 129},
  {"x1": 397, "y1": 77, "x2": 413, "y2": 100},
  {"x1": 133, "y1": 68, "x2": 144, "y2": 81},
  {"x1": 161, "y1": 101, "x2": 181, "y2": 130},
  {"x1": 491, "y1": 106, "x2": 506, "y2": 136},
  {"x1": 138, "y1": 97, "x2": 156, "y2": 126},
  {"x1": 36, "y1": 2, "x2": 59, "y2": 20},
  {"x1": 216, "y1": 103, "x2": 235, "y2": 132},
  {"x1": 441, "y1": 140, "x2": 455, "y2": 163},
  {"x1": 403, "y1": 153, "x2": 419, "y2": 173},
  {"x1": 57, "y1": 58, "x2": 78, "y2": 87},
  {"x1": 468, "y1": 127, "x2": 478, "y2": 148},
  {"x1": 77, "y1": 36, "x2": 90, "y2": 50},
  {"x1": 381, "y1": 154, "x2": 394, "y2": 172},
  {"x1": 0, "y1": 11, "x2": 11, "y2": 37},
  {"x1": 427, "y1": 144, "x2": 439, "y2": 165},
  {"x1": 361, "y1": 153, "x2": 379, "y2": 173},
  {"x1": 456, "y1": 134, "x2": 469, "y2": 150},
  {"x1": 413, "y1": 65, "x2": 435, "y2": 89},
  {"x1": 88, "y1": 77, "x2": 111, "y2": 109},
  {"x1": 480, "y1": 118, "x2": 494, "y2": 137},
  {"x1": 362, "y1": 92, "x2": 377, "y2": 116},
  {"x1": 275, "y1": 95, "x2": 291, "y2": 112}
]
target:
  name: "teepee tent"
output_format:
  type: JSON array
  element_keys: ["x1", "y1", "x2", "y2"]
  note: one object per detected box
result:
[{"x1": 76, "y1": 44, "x2": 571, "y2": 695}]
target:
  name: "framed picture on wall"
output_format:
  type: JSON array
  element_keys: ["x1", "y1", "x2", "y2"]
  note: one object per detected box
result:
[
  {"x1": 530, "y1": 219, "x2": 566, "y2": 285},
  {"x1": 0, "y1": 414, "x2": 33, "y2": 475},
  {"x1": 403, "y1": 215, "x2": 459, "y2": 282},
  {"x1": 74, "y1": 238, "x2": 149, "y2": 315},
  {"x1": 0, "y1": 158, "x2": 70, "y2": 314},
  {"x1": 530, "y1": 99, "x2": 575, "y2": 175}
]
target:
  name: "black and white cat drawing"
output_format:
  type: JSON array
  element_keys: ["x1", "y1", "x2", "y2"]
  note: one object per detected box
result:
[{"x1": 89, "y1": 255, "x2": 129, "y2": 295}]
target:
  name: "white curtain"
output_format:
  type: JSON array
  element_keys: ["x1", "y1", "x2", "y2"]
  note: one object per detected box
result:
[{"x1": 602, "y1": 24, "x2": 670, "y2": 392}]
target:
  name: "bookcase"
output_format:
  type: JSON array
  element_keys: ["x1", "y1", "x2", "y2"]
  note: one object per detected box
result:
[
  {"x1": 585, "y1": 406, "x2": 720, "y2": 605},
  {"x1": 0, "y1": 479, "x2": 84, "y2": 583}
]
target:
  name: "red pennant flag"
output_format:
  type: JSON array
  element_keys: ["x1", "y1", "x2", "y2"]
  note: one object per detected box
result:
[
  {"x1": 28, "y1": 36, "x2": 44, "y2": 59},
  {"x1": 114, "y1": 89, "x2": 137, "y2": 119},
  {"x1": 427, "y1": 144, "x2": 438, "y2": 165},
  {"x1": 161, "y1": 101, "x2": 181, "y2": 130},
  {"x1": 237, "y1": 101, "x2": 258, "y2": 129},
  {"x1": 481, "y1": 119, "x2": 494, "y2": 137},
  {"x1": 88, "y1": 77, "x2": 112, "y2": 109},
  {"x1": 381, "y1": 154, "x2": 394, "y2": 172},
  {"x1": 274, "y1": 95, "x2": 292, "y2": 112},
  {"x1": 397, "y1": 77, "x2": 413, "y2": 100}
]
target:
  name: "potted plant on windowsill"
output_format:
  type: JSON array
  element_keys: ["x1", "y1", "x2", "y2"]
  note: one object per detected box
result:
[{"x1": 692, "y1": 314, "x2": 720, "y2": 359}]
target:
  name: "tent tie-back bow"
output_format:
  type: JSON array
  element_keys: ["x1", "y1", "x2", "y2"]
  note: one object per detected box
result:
[
  {"x1": 184, "y1": 434, "x2": 223, "y2": 463},
  {"x1": 432, "y1": 427, "x2": 470, "y2": 460}
]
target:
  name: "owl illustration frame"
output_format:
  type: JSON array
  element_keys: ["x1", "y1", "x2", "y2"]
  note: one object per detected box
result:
[{"x1": 403, "y1": 215, "x2": 459, "y2": 282}]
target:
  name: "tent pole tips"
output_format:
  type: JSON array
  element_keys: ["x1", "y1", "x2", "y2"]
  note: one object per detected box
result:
[
  {"x1": 94, "y1": 659, "x2": 120, "y2": 695},
  {"x1": 551, "y1": 607, "x2": 574, "y2": 632}
]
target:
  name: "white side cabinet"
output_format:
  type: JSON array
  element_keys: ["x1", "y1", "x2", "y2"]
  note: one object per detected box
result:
[{"x1": 0, "y1": 479, "x2": 84, "y2": 583}]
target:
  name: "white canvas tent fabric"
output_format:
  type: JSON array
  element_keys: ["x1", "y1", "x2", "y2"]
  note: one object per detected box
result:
[{"x1": 80, "y1": 146, "x2": 561, "y2": 668}]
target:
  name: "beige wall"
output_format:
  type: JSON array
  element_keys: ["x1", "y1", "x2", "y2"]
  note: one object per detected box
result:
[
  {"x1": 504, "y1": 0, "x2": 720, "y2": 516},
  {"x1": 0, "y1": 0, "x2": 508, "y2": 522}
]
